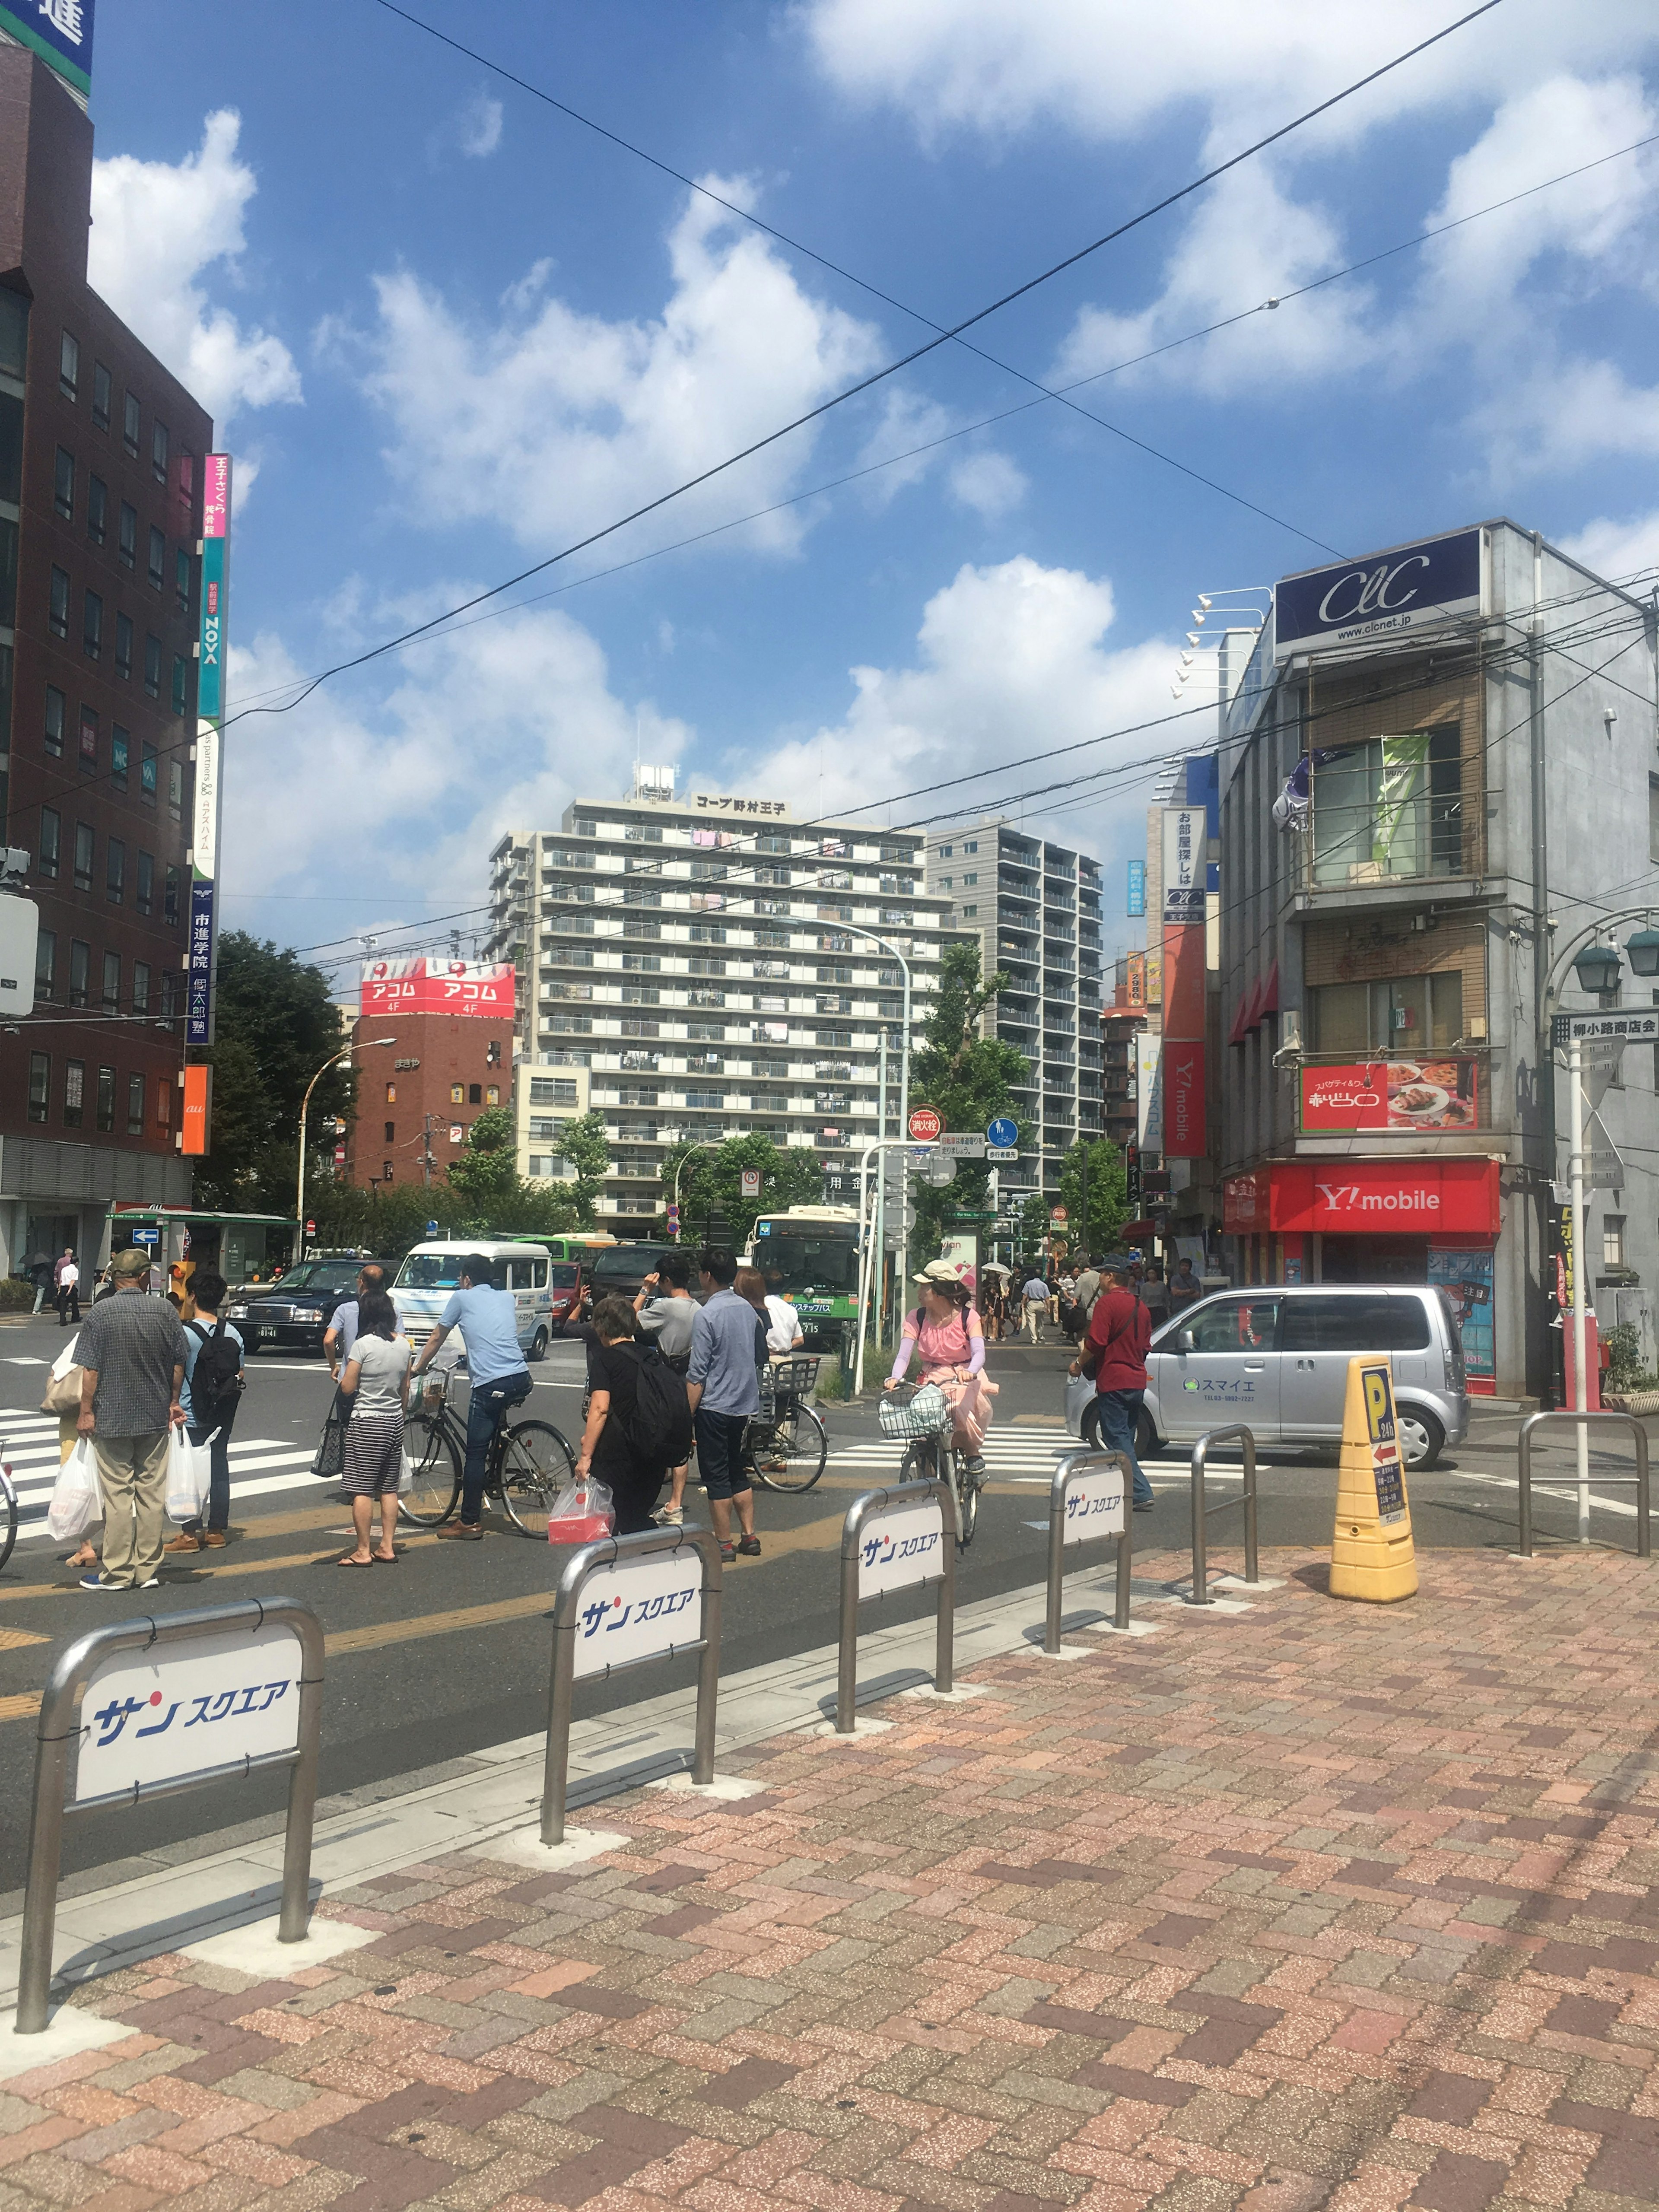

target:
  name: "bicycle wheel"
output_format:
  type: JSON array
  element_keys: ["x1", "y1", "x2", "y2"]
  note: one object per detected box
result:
[
  {"x1": 898, "y1": 1437, "x2": 938, "y2": 1490},
  {"x1": 397, "y1": 1409, "x2": 461, "y2": 1527},
  {"x1": 496, "y1": 1419, "x2": 577, "y2": 1537},
  {"x1": 0, "y1": 1465, "x2": 16, "y2": 1574},
  {"x1": 952, "y1": 1445, "x2": 980, "y2": 1549},
  {"x1": 749, "y1": 1402, "x2": 827, "y2": 1493}
]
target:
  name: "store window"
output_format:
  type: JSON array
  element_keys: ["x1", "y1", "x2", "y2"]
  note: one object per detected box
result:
[
  {"x1": 1312, "y1": 728, "x2": 1465, "y2": 886},
  {"x1": 1309, "y1": 971, "x2": 1464, "y2": 1055}
]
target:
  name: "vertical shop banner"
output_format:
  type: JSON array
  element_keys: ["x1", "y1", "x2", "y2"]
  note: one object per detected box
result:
[
  {"x1": 188, "y1": 454, "x2": 230, "y2": 1049},
  {"x1": 1135, "y1": 1034, "x2": 1162, "y2": 1148},
  {"x1": 1161, "y1": 922, "x2": 1206, "y2": 1036},
  {"x1": 1165, "y1": 1042, "x2": 1207, "y2": 1157},
  {"x1": 186, "y1": 882, "x2": 213, "y2": 1039},
  {"x1": 180, "y1": 1065, "x2": 211, "y2": 1157},
  {"x1": 1126, "y1": 859, "x2": 1145, "y2": 917},
  {"x1": 1160, "y1": 810, "x2": 1204, "y2": 924}
]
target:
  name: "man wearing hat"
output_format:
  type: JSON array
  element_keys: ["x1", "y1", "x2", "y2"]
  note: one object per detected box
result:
[
  {"x1": 73, "y1": 1247, "x2": 189, "y2": 1591},
  {"x1": 1070, "y1": 1254, "x2": 1155, "y2": 1511}
]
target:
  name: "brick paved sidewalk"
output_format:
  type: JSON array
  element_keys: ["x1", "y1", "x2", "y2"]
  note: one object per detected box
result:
[{"x1": 3, "y1": 1544, "x2": 1657, "y2": 2212}]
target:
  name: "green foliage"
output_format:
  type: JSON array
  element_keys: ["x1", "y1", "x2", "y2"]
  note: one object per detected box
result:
[
  {"x1": 446, "y1": 1108, "x2": 521, "y2": 1210},
  {"x1": 194, "y1": 932, "x2": 353, "y2": 1213},
  {"x1": 1605, "y1": 1322, "x2": 1647, "y2": 1392},
  {"x1": 907, "y1": 942, "x2": 1030, "y2": 1263},
  {"x1": 661, "y1": 1132, "x2": 825, "y2": 1251},
  {"x1": 556, "y1": 1109, "x2": 612, "y2": 1222},
  {"x1": 1056, "y1": 1139, "x2": 1129, "y2": 1259}
]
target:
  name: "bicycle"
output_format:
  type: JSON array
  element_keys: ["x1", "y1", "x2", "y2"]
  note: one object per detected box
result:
[
  {"x1": 744, "y1": 1355, "x2": 828, "y2": 1494},
  {"x1": 398, "y1": 1367, "x2": 577, "y2": 1536},
  {"x1": 878, "y1": 1379, "x2": 981, "y2": 1548},
  {"x1": 0, "y1": 1454, "x2": 16, "y2": 1573}
]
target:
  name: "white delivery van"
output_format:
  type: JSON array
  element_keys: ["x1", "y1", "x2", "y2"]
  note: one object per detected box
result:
[{"x1": 391, "y1": 1240, "x2": 556, "y2": 1362}]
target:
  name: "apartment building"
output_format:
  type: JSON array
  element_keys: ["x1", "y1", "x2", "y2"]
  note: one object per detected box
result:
[
  {"x1": 488, "y1": 776, "x2": 952, "y2": 1223},
  {"x1": 922, "y1": 819, "x2": 1102, "y2": 1200}
]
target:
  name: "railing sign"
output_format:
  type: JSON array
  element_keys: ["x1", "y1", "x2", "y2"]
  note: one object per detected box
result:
[
  {"x1": 857, "y1": 1499, "x2": 946, "y2": 1598},
  {"x1": 571, "y1": 1552, "x2": 704, "y2": 1680},
  {"x1": 75, "y1": 1621, "x2": 303, "y2": 1802},
  {"x1": 1060, "y1": 1464, "x2": 1125, "y2": 1543}
]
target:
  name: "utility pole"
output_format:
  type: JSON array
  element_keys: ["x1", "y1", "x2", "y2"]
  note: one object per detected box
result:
[{"x1": 421, "y1": 1114, "x2": 437, "y2": 1187}]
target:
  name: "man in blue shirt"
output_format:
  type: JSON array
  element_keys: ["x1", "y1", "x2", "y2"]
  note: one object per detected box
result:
[
  {"x1": 686, "y1": 1247, "x2": 762, "y2": 1563},
  {"x1": 410, "y1": 1254, "x2": 531, "y2": 1539}
]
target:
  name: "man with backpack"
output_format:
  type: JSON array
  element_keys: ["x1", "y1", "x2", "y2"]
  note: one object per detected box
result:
[
  {"x1": 575, "y1": 1295, "x2": 693, "y2": 1535},
  {"x1": 634, "y1": 1252, "x2": 697, "y2": 1526},
  {"x1": 165, "y1": 1269, "x2": 245, "y2": 1553},
  {"x1": 1071, "y1": 1255, "x2": 1156, "y2": 1512}
]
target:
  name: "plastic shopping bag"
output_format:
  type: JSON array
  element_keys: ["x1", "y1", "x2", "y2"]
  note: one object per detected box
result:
[
  {"x1": 398, "y1": 1447, "x2": 416, "y2": 1494},
  {"x1": 545, "y1": 1477, "x2": 614, "y2": 1545},
  {"x1": 1065, "y1": 1371, "x2": 1096, "y2": 1439},
  {"x1": 46, "y1": 1435, "x2": 100, "y2": 1544},
  {"x1": 165, "y1": 1423, "x2": 210, "y2": 1523}
]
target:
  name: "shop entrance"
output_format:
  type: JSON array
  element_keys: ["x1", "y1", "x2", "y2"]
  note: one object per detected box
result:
[{"x1": 1321, "y1": 1234, "x2": 1430, "y2": 1284}]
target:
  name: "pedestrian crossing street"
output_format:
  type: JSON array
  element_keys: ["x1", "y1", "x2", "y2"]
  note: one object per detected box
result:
[{"x1": 1, "y1": 1412, "x2": 329, "y2": 1542}]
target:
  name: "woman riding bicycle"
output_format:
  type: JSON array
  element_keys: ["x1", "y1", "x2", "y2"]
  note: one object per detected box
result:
[{"x1": 882, "y1": 1259, "x2": 995, "y2": 1478}]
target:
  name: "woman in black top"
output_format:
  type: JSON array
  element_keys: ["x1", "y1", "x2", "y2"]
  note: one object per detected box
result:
[{"x1": 576, "y1": 1295, "x2": 667, "y2": 1535}]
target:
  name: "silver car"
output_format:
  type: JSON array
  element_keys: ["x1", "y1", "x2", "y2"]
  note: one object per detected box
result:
[{"x1": 1134, "y1": 1285, "x2": 1469, "y2": 1470}]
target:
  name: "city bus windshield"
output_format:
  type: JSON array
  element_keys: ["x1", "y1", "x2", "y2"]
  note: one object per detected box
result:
[{"x1": 753, "y1": 1234, "x2": 860, "y2": 1300}]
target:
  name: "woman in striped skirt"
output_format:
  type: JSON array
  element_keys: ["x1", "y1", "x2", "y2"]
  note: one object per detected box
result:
[{"x1": 336, "y1": 1289, "x2": 412, "y2": 1565}]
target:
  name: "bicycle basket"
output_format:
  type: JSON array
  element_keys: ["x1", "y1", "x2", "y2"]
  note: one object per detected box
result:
[
  {"x1": 877, "y1": 1382, "x2": 950, "y2": 1440},
  {"x1": 760, "y1": 1355, "x2": 821, "y2": 1413}
]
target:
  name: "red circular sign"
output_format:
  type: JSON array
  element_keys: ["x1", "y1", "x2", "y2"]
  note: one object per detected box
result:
[{"x1": 908, "y1": 1106, "x2": 942, "y2": 1142}]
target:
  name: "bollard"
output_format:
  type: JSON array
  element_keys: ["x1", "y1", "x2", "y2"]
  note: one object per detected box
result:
[
  {"x1": 1188, "y1": 1426, "x2": 1259, "y2": 1607},
  {"x1": 1044, "y1": 1449, "x2": 1133, "y2": 1653},
  {"x1": 17, "y1": 1597, "x2": 324, "y2": 2034},
  {"x1": 836, "y1": 1478, "x2": 957, "y2": 1733},
  {"x1": 1516, "y1": 1410, "x2": 1651, "y2": 1559},
  {"x1": 541, "y1": 1524, "x2": 723, "y2": 1847}
]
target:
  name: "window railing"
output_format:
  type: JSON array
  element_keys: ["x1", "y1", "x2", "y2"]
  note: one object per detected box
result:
[{"x1": 1309, "y1": 729, "x2": 1480, "y2": 887}]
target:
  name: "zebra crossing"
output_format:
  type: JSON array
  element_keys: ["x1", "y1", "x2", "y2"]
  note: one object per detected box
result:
[
  {"x1": 0, "y1": 1412, "x2": 328, "y2": 1542},
  {"x1": 825, "y1": 1432, "x2": 1242, "y2": 1485}
]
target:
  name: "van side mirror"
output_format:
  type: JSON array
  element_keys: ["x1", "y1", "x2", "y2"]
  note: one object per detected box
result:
[{"x1": 1176, "y1": 1328, "x2": 1196, "y2": 1353}]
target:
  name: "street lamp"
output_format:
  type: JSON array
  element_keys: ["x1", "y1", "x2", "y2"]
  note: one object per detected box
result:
[
  {"x1": 1624, "y1": 925, "x2": 1659, "y2": 978},
  {"x1": 670, "y1": 1138, "x2": 725, "y2": 1245},
  {"x1": 297, "y1": 1037, "x2": 394, "y2": 1260},
  {"x1": 1570, "y1": 940, "x2": 1621, "y2": 995}
]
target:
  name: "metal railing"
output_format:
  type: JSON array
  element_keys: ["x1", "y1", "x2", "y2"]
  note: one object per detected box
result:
[
  {"x1": 1188, "y1": 1425, "x2": 1259, "y2": 1606},
  {"x1": 836, "y1": 1478, "x2": 957, "y2": 1733},
  {"x1": 18, "y1": 1596, "x2": 324, "y2": 2034},
  {"x1": 1045, "y1": 1449, "x2": 1134, "y2": 1653},
  {"x1": 1516, "y1": 1411, "x2": 1650, "y2": 1559},
  {"x1": 541, "y1": 1525, "x2": 723, "y2": 1847}
]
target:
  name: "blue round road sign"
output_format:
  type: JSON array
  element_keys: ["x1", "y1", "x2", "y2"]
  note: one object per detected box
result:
[
  {"x1": 986, "y1": 1116, "x2": 1018, "y2": 1149},
  {"x1": 426, "y1": 1220, "x2": 440, "y2": 1238}
]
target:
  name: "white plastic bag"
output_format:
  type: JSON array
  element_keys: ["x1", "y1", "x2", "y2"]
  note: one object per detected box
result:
[
  {"x1": 165, "y1": 1424, "x2": 210, "y2": 1523},
  {"x1": 398, "y1": 1447, "x2": 416, "y2": 1494},
  {"x1": 1065, "y1": 1371, "x2": 1095, "y2": 1439},
  {"x1": 46, "y1": 1436, "x2": 100, "y2": 1544},
  {"x1": 545, "y1": 1477, "x2": 614, "y2": 1544}
]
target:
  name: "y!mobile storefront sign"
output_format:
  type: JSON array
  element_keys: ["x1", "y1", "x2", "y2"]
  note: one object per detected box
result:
[
  {"x1": 1268, "y1": 1159, "x2": 1499, "y2": 1236},
  {"x1": 361, "y1": 958, "x2": 516, "y2": 1020}
]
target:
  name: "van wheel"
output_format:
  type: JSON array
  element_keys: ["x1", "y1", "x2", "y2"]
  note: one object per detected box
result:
[
  {"x1": 1398, "y1": 1408, "x2": 1443, "y2": 1471},
  {"x1": 528, "y1": 1327, "x2": 550, "y2": 1364},
  {"x1": 1135, "y1": 1408, "x2": 1161, "y2": 1461}
]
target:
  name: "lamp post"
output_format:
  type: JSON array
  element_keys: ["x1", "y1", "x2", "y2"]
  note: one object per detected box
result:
[
  {"x1": 1540, "y1": 912, "x2": 1659, "y2": 1537},
  {"x1": 297, "y1": 1036, "x2": 394, "y2": 1261},
  {"x1": 836, "y1": 924, "x2": 913, "y2": 1353},
  {"x1": 670, "y1": 1138, "x2": 725, "y2": 1245}
]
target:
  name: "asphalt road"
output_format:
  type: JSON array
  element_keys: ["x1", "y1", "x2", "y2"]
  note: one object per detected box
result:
[{"x1": 0, "y1": 1314, "x2": 1648, "y2": 1881}]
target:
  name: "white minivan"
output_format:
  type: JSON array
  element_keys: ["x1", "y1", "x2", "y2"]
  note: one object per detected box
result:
[{"x1": 391, "y1": 1240, "x2": 556, "y2": 1362}]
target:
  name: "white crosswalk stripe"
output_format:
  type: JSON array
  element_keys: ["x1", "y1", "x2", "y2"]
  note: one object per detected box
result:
[{"x1": 0, "y1": 1412, "x2": 332, "y2": 1541}]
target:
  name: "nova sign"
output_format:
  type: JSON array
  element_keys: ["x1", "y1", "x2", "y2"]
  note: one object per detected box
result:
[{"x1": 1274, "y1": 527, "x2": 1482, "y2": 660}]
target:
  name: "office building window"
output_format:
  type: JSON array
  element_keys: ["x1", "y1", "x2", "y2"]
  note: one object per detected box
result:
[
  {"x1": 118, "y1": 500, "x2": 136, "y2": 568},
  {"x1": 939, "y1": 843, "x2": 952, "y2": 858},
  {"x1": 178, "y1": 449, "x2": 194, "y2": 506},
  {"x1": 132, "y1": 959, "x2": 150, "y2": 1014},
  {"x1": 171, "y1": 653, "x2": 188, "y2": 716},
  {"x1": 147, "y1": 524, "x2": 164, "y2": 591},
  {"x1": 450, "y1": 1082, "x2": 464, "y2": 1104},
  {"x1": 175, "y1": 547, "x2": 191, "y2": 612},
  {"x1": 964, "y1": 839, "x2": 978, "y2": 854},
  {"x1": 53, "y1": 445, "x2": 73, "y2": 519},
  {"x1": 136, "y1": 850, "x2": 153, "y2": 915},
  {"x1": 1310, "y1": 972, "x2": 1465, "y2": 1055},
  {"x1": 96, "y1": 1066, "x2": 114, "y2": 1133},
  {"x1": 143, "y1": 633, "x2": 160, "y2": 697},
  {"x1": 34, "y1": 928, "x2": 54, "y2": 1001},
  {"x1": 962, "y1": 903, "x2": 977, "y2": 918},
  {"x1": 112, "y1": 727, "x2": 128, "y2": 787},
  {"x1": 28, "y1": 1052, "x2": 48, "y2": 1124},
  {"x1": 164, "y1": 864, "x2": 180, "y2": 923},
  {"x1": 48, "y1": 565, "x2": 69, "y2": 637},
  {"x1": 59, "y1": 330, "x2": 78, "y2": 399},
  {"x1": 43, "y1": 686, "x2": 64, "y2": 756},
  {"x1": 468, "y1": 1083, "x2": 481, "y2": 1105},
  {"x1": 168, "y1": 759, "x2": 183, "y2": 818},
  {"x1": 1604, "y1": 1216, "x2": 1626, "y2": 1269},
  {"x1": 156, "y1": 1076, "x2": 171, "y2": 1128},
  {"x1": 123, "y1": 391, "x2": 140, "y2": 458},
  {"x1": 72, "y1": 824, "x2": 92, "y2": 893},
  {"x1": 105, "y1": 837, "x2": 124, "y2": 903},
  {"x1": 151, "y1": 421, "x2": 168, "y2": 484},
  {"x1": 92, "y1": 361, "x2": 110, "y2": 430},
  {"x1": 87, "y1": 473, "x2": 106, "y2": 545},
  {"x1": 38, "y1": 807, "x2": 59, "y2": 880},
  {"x1": 962, "y1": 871, "x2": 977, "y2": 886},
  {"x1": 78, "y1": 706, "x2": 96, "y2": 770},
  {"x1": 1312, "y1": 728, "x2": 1465, "y2": 885},
  {"x1": 82, "y1": 588, "x2": 101, "y2": 660},
  {"x1": 384, "y1": 1120, "x2": 395, "y2": 1144},
  {"x1": 127, "y1": 1071, "x2": 143, "y2": 1135},
  {"x1": 140, "y1": 740, "x2": 157, "y2": 799},
  {"x1": 114, "y1": 612, "x2": 131, "y2": 680},
  {"x1": 101, "y1": 950, "x2": 119, "y2": 1009}
]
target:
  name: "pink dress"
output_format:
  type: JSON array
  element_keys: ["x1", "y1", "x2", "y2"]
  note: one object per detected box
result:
[{"x1": 904, "y1": 1308, "x2": 997, "y2": 1449}]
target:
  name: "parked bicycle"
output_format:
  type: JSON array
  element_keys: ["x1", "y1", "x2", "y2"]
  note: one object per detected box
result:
[
  {"x1": 0, "y1": 1453, "x2": 16, "y2": 1573},
  {"x1": 744, "y1": 1355, "x2": 828, "y2": 1494},
  {"x1": 877, "y1": 1380, "x2": 980, "y2": 1547},
  {"x1": 398, "y1": 1366, "x2": 576, "y2": 1535}
]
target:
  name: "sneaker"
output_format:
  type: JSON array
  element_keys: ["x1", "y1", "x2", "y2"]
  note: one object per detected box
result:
[
  {"x1": 719, "y1": 1540, "x2": 737, "y2": 1563},
  {"x1": 79, "y1": 1574, "x2": 128, "y2": 1591},
  {"x1": 963, "y1": 1456, "x2": 986, "y2": 1481},
  {"x1": 138, "y1": 1576, "x2": 160, "y2": 1587},
  {"x1": 1133, "y1": 1500, "x2": 1155, "y2": 1513},
  {"x1": 736, "y1": 1535, "x2": 761, "y2": 1557}
]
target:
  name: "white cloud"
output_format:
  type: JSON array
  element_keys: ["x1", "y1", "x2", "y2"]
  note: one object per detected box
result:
[
  {"x1": 429, "y1": 89, "x2": 504, "y2": 163},
  {"x1": 744, "y1": 555, "x2": 1171, "y2": 824},
  {"x1": 947, "y1": 448, "x2": 1027, "y2": 518},
  {"x1": 347, "y1": 178, "x2": 884, "y2": 554},
  {"x1": 89, "y1": 111, "x2": 301, "y2": 429},
  {"x1": 1559, "y1": 509, "x2": 1659, "y2": 584}
]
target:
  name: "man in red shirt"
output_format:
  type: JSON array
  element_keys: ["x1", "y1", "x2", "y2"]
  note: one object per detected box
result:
[{"x1": 1070, "y1": 1256, "x2": 1155, "y2": 1510}]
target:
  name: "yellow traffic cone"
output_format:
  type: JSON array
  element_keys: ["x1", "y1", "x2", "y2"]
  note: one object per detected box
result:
[{"x1": 1329, "y1": 1355, "x2": 1417, "y2": 1602}]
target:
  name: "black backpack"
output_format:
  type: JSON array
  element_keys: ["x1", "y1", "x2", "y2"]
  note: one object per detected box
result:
[
  {"x1": 625, "y1": 1343, "x2": 693, "y2": 1471},
  {"x1": 187, "y1": 1318, "x2": 244, "y2": 1430}
]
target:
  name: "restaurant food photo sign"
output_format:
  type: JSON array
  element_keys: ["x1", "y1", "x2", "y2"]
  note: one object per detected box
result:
[{"x1": 1300, "y1": 1059, "x2": 1478, "y2": 1134}]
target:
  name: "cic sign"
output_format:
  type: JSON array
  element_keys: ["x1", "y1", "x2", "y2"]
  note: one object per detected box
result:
[{"x1": 1274, "y1": 527, "x2": 1482, "y2": 660}]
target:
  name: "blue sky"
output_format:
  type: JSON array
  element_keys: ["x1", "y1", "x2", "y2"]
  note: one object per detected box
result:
[{"x1": 84, "y1": 0, "x2": 1659, "y2": 995}]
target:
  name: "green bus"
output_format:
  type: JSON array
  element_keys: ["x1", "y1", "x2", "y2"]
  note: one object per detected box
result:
[
  {"x1": 540, "y1": 1233, "x2": 618, "y2": 1265},
  {"x1": 745, "y1": 1206, "x2": 861, "y2": 1357}
]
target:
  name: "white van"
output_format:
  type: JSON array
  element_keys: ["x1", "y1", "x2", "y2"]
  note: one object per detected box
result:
[{"x1": 391, "y1": 1240, "x2": 556, "y2": 1362}]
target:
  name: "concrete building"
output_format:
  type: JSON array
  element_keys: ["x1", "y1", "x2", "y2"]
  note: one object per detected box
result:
[
  {"x1": 1217, "y1": 518, "x2": 1658, "y2": 1403},
  {"x1": 488, "y1": 778, "x2": 952, "y2": 1225},
  {"x1": 922, "y1": 819, "x2": 1103, "y2": 1201},
  {"x1": 0, "y1": 50, "x2": 209, "y2": 1273}
]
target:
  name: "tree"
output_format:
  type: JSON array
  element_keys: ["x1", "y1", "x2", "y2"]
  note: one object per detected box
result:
[
  {"x1": 194, "y1": 933, "x2": 353, "y2": 1214},
  {"x1": 1057, "y1": 1139, "x2": 1130, "y2": 1259},
  {"x1": 906, "y1": 942, "x2": 1030, "y2": 1262},
  {"x1": 556, "y1": 1110, "x2": 611, "y2": 1224},
  {"x1": 445, "y1": 1107, "x2": 519, "y2": 1211},
  {"x1": 660, "y1": 1133, "x2": 825, "y2": 1252}
]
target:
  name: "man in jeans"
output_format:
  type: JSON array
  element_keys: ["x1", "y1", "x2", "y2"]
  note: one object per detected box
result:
[
  {"x1": 76, "y1": 1245, "x2": 188, "y2": 1590},
  {"x1": 1071, "y1": 1256, "x2": 1155, "y2": 1511},
  {"x1": 686, "y1": 1246, "x2": 762, "y2": 1564},
  {"x1": 410, "y1": 1255, "x2": 531, "y2": 1540}
]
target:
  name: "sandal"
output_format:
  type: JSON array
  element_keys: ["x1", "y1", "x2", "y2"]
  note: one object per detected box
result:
[
  {"x1": 371, "y1": 1550, "x2": 398, "y2": 1564},
  {"x1": 335, "y1": 1553, "x2": 375, "y2": 1567}
]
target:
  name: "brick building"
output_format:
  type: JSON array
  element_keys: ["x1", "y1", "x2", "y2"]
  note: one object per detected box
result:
[
  {"x1": 0, "y1": 48, "x2": 208, "y2": 1271},
  {"x1": 344, "y1": 1015, "x2": 512, "y2": 1191}
]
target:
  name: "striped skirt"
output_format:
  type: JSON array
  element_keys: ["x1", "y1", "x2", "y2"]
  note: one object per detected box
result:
[{"x1": 341, "y1": 1410, "x2": 404, "y2": 1497}]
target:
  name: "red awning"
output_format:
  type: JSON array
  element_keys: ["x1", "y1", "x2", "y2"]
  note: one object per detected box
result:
[
  {"x1": 1227, "y1": 991, "x2": 1252, "y2": 1046},
  {"x1": 1257, "y1": 960, "x2": 1279, "y2": 1019}
]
